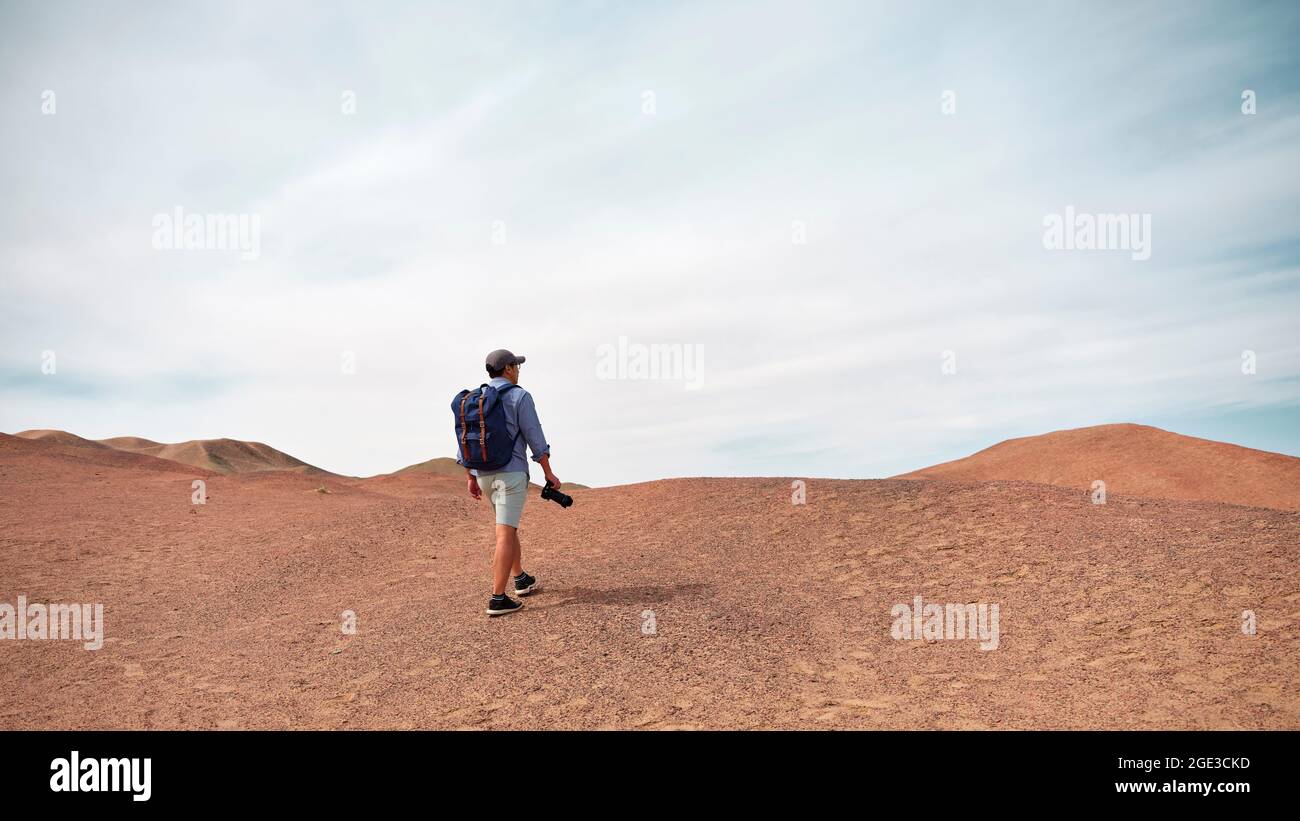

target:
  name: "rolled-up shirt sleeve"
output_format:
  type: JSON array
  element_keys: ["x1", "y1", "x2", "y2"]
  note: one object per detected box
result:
[{"x1": 516, "y1": 392, "x2": 550, "y2": 462}]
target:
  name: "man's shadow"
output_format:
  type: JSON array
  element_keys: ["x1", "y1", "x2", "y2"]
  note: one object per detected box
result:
[{"x1": 532, "y1": 582, "x2": 711, "y2": 608}]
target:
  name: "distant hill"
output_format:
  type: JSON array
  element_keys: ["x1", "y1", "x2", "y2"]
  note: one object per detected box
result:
[
  {"x1": 9, "y1": 431, "x2": 588, "y2": 484},
  {"x1": 393, "y1": 457, "x2": 467, "y2": 478},
  {"x1": 12, "y1": 429, "x2": 112, "y2": 449},
  {"x1": 895, "y1": 423, "x2": 1300, "y2": 511},
  {"x1": 15, "y1": 430, "x2": 328, "y2": 476},
  {"x1": 102, "y1": 437, "x2": 326, "y2": 475},
  {"x1": 394, "y1": 456, "x2": 588, "y2": 489},
  {"x1": 98, "y1": 436, "x2": 163, "y2": 450},
  {"x1": 2, "y1": 431, "x2": 202, "y2": 475}
]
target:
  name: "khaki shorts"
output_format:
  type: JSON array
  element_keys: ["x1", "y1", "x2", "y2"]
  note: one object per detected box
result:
[{"x1": 476, "y1": 470, "x2": 528, "y2": 528}]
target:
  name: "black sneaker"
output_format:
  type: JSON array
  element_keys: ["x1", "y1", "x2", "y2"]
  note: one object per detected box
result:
[
  {"x1": 486, "y1": 594, "x2": 524, "y2": 616},
  {"x1": 513, "y1": 571, "x2": 540, "y2": 596}
]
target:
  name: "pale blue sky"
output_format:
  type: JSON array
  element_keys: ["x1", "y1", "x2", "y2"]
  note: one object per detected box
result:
[{"x1": 1, "y1": 1, "x2": 1298, "y2": 485}]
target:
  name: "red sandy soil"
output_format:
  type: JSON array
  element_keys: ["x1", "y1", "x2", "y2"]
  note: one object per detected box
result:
[
  {"x1": 895, "y1": 423, "x2": 1300, "y2": 512},
  {"x1": 0, "y1": 429, "x2": 1296, "y2": 729}
]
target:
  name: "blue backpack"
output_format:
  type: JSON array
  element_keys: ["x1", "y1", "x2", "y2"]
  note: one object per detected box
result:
[{"x1": 452, "y1": 383, "x2": 520, "y2": 472}]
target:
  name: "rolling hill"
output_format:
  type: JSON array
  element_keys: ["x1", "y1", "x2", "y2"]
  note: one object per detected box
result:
[
  {"x1": 15, "y1": 429, "x2": 328, "y2": 476},
  {"x1": 894, "y1": 423, "x2": 1300, "y2": 511}
]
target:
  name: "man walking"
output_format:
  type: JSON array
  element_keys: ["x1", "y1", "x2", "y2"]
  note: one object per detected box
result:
[{"x1": 459, "y1": 349, "x2": 560, "y2": 616}]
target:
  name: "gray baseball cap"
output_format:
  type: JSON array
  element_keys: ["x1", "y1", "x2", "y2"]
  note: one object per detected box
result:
[{"x1": 485, "y1": 349, "x2": 526, "y2": 371}]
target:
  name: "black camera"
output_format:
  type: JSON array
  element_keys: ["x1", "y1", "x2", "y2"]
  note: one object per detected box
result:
[{"x1": 540, "y1": 480, "x2": 573, "y2": 508}]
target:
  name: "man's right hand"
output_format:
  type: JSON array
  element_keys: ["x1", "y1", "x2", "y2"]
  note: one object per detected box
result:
[
  {"x1": 545, "y1": 473, "x2": 560, "y2": 488},
  {"x1": 467, "y1": 475, "x2": 481, "y2": 500}
]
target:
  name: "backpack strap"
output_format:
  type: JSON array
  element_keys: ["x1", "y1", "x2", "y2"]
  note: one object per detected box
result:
[
  {"x1": 477, "y1": 393, "x2": 487, "y2": 461},
  {"x1": 457, "y1": 393, "x2": 471, "y2": 462}
]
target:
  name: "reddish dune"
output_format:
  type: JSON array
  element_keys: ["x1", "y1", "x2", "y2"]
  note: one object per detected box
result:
[
  {"x1": 14, "y1": 429, "x2": 112, "y2": 449},
  {"x1": 895, "y1": 423, "x2": 1300, "y2": 511},
  {"x1": 1, "y1": 427, "x2": 1296, "y2": 730},
  {"x1": 97, "y1": 436, "x2": 163, "y2": 450},
  {"x1": 3, "y1": 431, "x2": 203, "y2": 475},
  {"x1": 393, "y1": 456, "x2": 467, "y2": 478},
  {"x1": 106, "y1": 437, "x2": 327, "y2": 476},
  {"x1": 17, "y1": 429, "x2": 328, "y2": 476},
  {"x1": 394, "y1": 456, "x2": 588, "y2": 489}
]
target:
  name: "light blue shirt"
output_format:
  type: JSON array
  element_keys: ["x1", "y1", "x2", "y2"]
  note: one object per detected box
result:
[{"x1": 458, "y1": 376, "x2": 550, "y2": 477}]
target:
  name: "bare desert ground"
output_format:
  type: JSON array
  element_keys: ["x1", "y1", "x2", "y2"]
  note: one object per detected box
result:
[{"x1": 0, "y1": 428, "x2": 1296, "y2": 729}]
